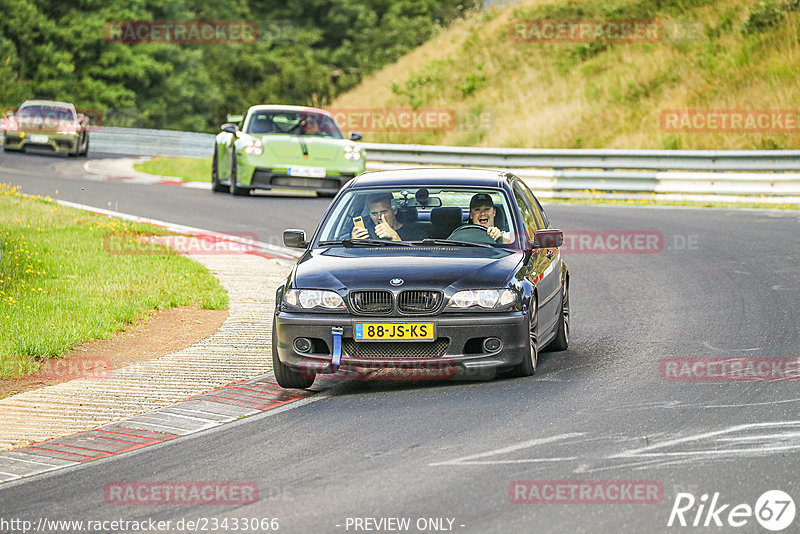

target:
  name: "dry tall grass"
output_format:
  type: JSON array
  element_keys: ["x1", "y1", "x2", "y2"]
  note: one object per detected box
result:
[{"x1": 333, "y1": 0, "x2": 800, "y2": 149}]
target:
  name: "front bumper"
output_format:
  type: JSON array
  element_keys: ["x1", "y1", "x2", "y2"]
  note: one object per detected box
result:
[
  {"x1": 4, "y1": 131, "x2": 79, "y2": 153},
  {"x1": 274, "y1": 311, "x2": 530, "y2": 380},
  {"x1": 248, "y1": 169, "x2": 357, "y2": 194},
  {"x1": 234, "y1": 155, "x2": 364, "y2": 193}
]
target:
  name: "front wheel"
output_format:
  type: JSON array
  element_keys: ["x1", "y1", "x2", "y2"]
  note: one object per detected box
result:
[
  {"x1": 229, "y1": 151, "x2": 249, "y2": 196},
  {"x1": 546, "y1": 282, "x2": 570, "y2": 352},
  {"x1": 510, "y1": 299, "x2": 538, "y2": 377},
  {"x1": 211, "y1": 148, "x2": 226, "y2": 193},
  {"x1": 272, "y1": 317, "x2": 315, "y2": 389}
]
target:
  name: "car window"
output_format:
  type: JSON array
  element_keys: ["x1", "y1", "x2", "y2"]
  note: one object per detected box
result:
[
  {"x1": 17, "y1": 105, "x2": 76, "y2": 126},
  {"x1": 246, "y1": 111, "x2": 343, "y2": 138},
  {"x1": 512, "y1": 182, "x2": 540, "y2": 239},
  {"x1": 518, "y1": 181, "x2": 549, "y2": 229}
]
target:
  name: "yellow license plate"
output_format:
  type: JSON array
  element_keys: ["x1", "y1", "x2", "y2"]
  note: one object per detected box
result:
[{"x1": 355, "y1": 322, "x2": 435, "y2": 341}]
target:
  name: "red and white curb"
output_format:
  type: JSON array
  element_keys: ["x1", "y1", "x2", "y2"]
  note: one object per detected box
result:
[
  {"x1": 83, "y1": 157, "x2": 210, "y2": 188},
  {"x1": 0, "y1": 374, "x2": 315, "y2": 482}
]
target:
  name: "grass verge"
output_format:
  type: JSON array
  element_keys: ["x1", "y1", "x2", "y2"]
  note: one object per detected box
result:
[
  {"x1": 133, "y1": 156, "x2": 211, "y2": 182},
  {"x1": 0, "y1": 183, "x2": 227, "y2": 379}
]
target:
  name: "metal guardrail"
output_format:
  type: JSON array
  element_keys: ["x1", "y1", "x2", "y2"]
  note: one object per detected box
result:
[
  {"x1": 88, "y1": 127, "x2": 800, "y2": 197},
  {"x1": 360, "y1": 143, "x2": 800, "y2": 172},
  {"x1": 91, "y1": 126, "x2": 215, "y2": 158}
]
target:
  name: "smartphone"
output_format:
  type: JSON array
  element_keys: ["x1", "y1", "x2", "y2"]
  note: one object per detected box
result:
[{"x1": 352, "y1": 216, "x2": 365, "y2": 229}]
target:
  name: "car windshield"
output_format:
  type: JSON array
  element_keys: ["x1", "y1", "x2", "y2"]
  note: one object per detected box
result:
[
  {"x1": 17, "y1": 105, "x2": 75, "y2": 126},
  {"x1": 245, "y1": 110, "x2": 343, "y2": 138},
  {"x1": 316, "y1": 186, "x2": 518, "y2": 247}
]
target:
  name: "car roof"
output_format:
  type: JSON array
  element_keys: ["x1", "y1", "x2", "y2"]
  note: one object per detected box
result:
[
  {"x1": 20, "y1": 100, "x2": 75, "y2": 110},
  {"x1": 246, "y1": 105, "x2": 334, "y2": 119},
  {"x1": 346, "y1": 168, "x2": 513, "y2": 189}
]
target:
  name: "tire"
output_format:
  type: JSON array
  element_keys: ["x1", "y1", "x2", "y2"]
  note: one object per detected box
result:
[
  {"x1": 68, "y1": 143, "x2": 78, "y2": 157},
  {"x1": 211, "y1": 148, "x2": 226, "y2": 193},
  {"x1": 272, "y1": 317, "x2": 315, "y2": 389},
  {"x1": 80, "y1": 135, "x2": 89, "y2": 156},
  {"x1": 546, "y1": 282, "x2": 570, "y2": 352},
  {"x1": 510, "y1": 298, "x2": 538, "y2": 377},
  {"x1": 229, "y1": 150, "x2": 249, "y2": 196}
]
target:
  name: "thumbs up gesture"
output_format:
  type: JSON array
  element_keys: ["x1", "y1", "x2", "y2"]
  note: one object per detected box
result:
[{"x1": 375, "y1": 213, "x2": 401, "y2": 241}]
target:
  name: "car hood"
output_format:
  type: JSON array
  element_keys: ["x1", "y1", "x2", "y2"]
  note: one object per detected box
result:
[
  {"x1": 293, "y1": 247, "x2": 523, "y2": 291},
  {"x1": 260, "y1": 135, "x2": 344, "y2": 163}
]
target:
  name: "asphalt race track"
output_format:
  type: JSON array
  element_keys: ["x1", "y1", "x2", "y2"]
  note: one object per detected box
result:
[{"x1": 2, "y1": 151, "x2": 800, "y2": 533}]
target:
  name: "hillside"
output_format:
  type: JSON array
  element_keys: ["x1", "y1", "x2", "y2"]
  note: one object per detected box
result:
[{"x1": 331, "y1": 0, "x2": 800, "y2": 149}]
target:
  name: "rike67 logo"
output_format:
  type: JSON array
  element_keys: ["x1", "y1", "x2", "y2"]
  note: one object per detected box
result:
[{"x1": 668, "y1": 490, "x2": 795, "y2": 531}]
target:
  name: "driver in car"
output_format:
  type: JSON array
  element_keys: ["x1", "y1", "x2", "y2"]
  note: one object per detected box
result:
[
  {"x1": 468, "y1": 193, "x2": 511, "y2": 244},
  {"x1": 351, "y1": 193, "x2": 427, "y2": 241}
]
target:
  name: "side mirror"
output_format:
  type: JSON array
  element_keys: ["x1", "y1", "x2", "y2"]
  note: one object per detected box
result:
[
  {"x1": 349, "y1": 131, "x2": 362, "y2": 141},
  {"x1": 532, "y1": 229, "x2": 563, "y2": 249},
  {"x1": 283, "y1": 229, "x2": 308, "y2": 249},
  {"x1": 221, "y1": 123, "x2": 239, "y2": 135}
]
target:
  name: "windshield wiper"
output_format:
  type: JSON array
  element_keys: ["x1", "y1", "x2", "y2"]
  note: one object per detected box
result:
[
  {"x1": 318, "y1": 239, "x2": 414, "y2": 247},
  {"x1": 413, "y1": 238, "x2": 494, "y2": 248}
]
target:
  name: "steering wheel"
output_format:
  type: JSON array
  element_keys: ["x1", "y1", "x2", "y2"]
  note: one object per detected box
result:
[{"x1": 447, "y1": 224, "x2": 498, "y2": 244}]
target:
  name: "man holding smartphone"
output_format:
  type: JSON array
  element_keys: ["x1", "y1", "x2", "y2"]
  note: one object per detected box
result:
[{"x1": 351, "y1": 192, "x2": 427, "y2": 241}]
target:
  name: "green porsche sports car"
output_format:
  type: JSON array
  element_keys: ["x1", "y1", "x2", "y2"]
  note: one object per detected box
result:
[
  {"x1": 212, "y1": 105, "x2": 366, "y2": 196},
  {"x1": 2, "y1": 100, "x2": 89, "y2": 157}
]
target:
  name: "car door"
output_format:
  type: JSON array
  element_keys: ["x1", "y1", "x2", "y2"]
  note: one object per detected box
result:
[{"x1": 512, "y1": 180, "x2": 560, "y2": 334}]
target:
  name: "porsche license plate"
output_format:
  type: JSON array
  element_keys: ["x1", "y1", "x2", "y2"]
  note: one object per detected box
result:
[
  {"x1": 355, "y1": 322, "x2": 435, "y2": 341},
  {"x1": 287, "y1": 165, "x2": 325, "y2": 178},
  {"x1": 30, "y1": 135, "x2": 49, "y2": 144}
]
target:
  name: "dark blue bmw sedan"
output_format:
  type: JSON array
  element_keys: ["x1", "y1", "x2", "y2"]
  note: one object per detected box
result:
[{"x1": 273, "y1": 168, "x2": 569, "y2": 388}]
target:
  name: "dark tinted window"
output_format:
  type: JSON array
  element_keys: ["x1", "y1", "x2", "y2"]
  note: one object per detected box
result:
[
  {"x1": 512, "y1": 182, "x2": 538, "y2": 240},
  {"x1": 246, "y1": 111, "x2": 343, "y2": 138},
  {"x1": 17, "y1": 106, "x2": 75, "y2": 126},
  {"x1": 519, "y1": 181, "x2": 549, "y2": 229}
]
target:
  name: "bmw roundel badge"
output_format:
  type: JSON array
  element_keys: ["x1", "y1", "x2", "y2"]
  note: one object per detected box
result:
[{"x1": 390, "y1": 278, "x2": 404, "y2": 286}]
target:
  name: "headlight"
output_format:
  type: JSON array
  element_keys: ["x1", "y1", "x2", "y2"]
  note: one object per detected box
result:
[
  {"x1": 284, "y1": 289, "x2": 345, "y2": 310},
  {"x1": 448, "y1": 289, "x2": 517, "y2": 309},
  {"x1": 343, "y1": 144, "x2": 361, "y2": 161},
  {"x1": 243, "y1": 137, "x2": 263, "y2": 156}
]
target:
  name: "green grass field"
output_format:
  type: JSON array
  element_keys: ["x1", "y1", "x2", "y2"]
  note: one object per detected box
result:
[
  {"x1": 0, "y1": 183, "x2": 227, "y2": 379},
  {"x1": 134, "y1": 156, "x2": 211, "y2": 182}
]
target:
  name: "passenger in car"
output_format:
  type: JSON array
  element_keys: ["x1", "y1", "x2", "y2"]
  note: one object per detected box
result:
[
  {"x1": 351, "y1": 193, "x2": 429, "y2": 241},
  {"x1": 468, "y1": 193, "x2": 512, "y2": 244}
]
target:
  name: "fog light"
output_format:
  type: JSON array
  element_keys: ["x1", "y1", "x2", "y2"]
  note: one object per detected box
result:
[
  {"x1": 294, "y1": 338, "x2": 312, "y2": 353},
  {"x1": 483, "y1": 337, "x2": 502, "y2": 352}
]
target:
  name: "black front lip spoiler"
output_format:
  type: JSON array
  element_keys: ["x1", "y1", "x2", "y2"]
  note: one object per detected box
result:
[{"x1": 274, "y1": 311, "x2": 530, "y2": 375}]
